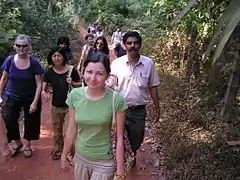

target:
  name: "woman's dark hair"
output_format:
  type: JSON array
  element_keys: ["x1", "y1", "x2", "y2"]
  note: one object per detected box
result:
[
  {"x1": 57, "y1": 36, "x2": 70, "y2": 50},
  {"x1": 94, "y1": 36, "x2": 109, "y2": 55},
  {"x1": 123, "y1": 31, "x2": 142, "y2": 45},
  {"x1": 47, "y1": 46, "x2": 67, "y2": 66},
  {"x1": 83, "y1": 52, "x2": 110, "y2": 75},
  {"x1": 85, "y1": 34, "x2": 94, "y2": 40}
]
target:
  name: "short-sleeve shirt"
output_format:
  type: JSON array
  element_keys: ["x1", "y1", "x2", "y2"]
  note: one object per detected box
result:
[
  {"x1": 66, "y1": 87, "x2": 127, "y2": 160},
  {"x1": 1, "y1": 55, "x2": 44, "y2": 100},
  {"x1": 43, "y1": 66, "x2": 80, "y2": 107},
  {"x1": 112, "y1": 32, "x2": 121, "y2": 44},
  {"x1": 110, "y1": 55, "x2": 160, "y2": 107}
]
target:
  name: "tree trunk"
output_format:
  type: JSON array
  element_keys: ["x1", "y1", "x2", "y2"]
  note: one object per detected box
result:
[
  {"x1": 220, "y1": 58, "x2": 240, "y2": 121},
  {"x1": 220, "y1": 24, "x2": 240, "y2": 121},
  {"x1": 186, "y1": 22, "x2": 200, "y2": 80}
]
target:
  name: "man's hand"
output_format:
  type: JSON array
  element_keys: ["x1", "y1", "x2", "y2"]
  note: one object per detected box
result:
[{"x1": 105, "y1": 75, "x2": 118, "y2": 88}]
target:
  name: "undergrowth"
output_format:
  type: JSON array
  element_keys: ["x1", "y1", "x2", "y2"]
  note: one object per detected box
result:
[
  {"x1": 142, "y1": 32, "x2": 240, "y2": 180},
  {"x1": 157, "y1": 74, "x2": 240, "y2": 179}
]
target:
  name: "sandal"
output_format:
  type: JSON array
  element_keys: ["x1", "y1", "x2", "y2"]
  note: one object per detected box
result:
[
  {"x1": 11, "y1": 144, "x2": 23, "y2": 157},
  {"x1": 23, "y1": 149, "x2": 33, "y2": 158}
]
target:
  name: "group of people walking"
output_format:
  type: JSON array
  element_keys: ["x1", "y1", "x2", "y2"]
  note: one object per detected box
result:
[{"x1": 0, "y1": 30, "x2": 160, "y2": 180}]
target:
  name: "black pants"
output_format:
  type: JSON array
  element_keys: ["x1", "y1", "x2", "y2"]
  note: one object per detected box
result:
[
  {"x1": 125, "y1": 106, "x2": 146, "y2": 153},
  {"x1": 2, "y1": 96, "x2": 42, "y2": 143}
]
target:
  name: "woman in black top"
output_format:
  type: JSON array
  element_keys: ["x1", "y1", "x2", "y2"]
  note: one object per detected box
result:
[{"x1": 42, "y1": 47, "x2": 81, "y2": 160}]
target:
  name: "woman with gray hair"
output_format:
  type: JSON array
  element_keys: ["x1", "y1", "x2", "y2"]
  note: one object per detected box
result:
[{"x1": 0, "y1": 34, "x2": 44, "y2": 158}]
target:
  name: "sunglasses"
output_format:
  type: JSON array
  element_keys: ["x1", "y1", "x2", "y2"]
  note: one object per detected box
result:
[
  {"x1": 126, "y1": 41, "x2": 140, "y2": 45},
  {"x1": 16, "y1": 44, "x2": 28, "y2": 48},
  {"x1": 97, "y1": 42, "x2": 104, "y2": 46}
]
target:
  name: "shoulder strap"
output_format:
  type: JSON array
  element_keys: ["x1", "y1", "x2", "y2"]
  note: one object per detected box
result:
[
  {"x1": 112, "y1": 90, "x2": 117, "y2": 123},
  {"x1": 68, "y1": 65, "x2": 74, "y2": 78},
  {"x1": 67, "y1": 65, "x2": 74, "y2": 94}
]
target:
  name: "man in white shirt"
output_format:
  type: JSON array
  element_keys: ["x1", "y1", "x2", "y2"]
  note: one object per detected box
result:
[{"x1": 109, "y1": 31, "x2": 160, "y2": 168}]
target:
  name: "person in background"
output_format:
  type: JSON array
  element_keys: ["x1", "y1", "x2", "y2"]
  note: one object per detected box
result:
[
  {"x1": 42, "y1": 46, "x2": 81, "y2": 160},
  {"x1": 61, "y1": 52, "x2": 127, "y2": 180},
  {"x1": 90, "y1": 27, "x2": 97, "y2": 39},
  {"x1": 0, "y1": 34, "x2": 44, "y2": 158},
  {"x1": 96, "y1": 28, "x2": 104, "y2": 37},
  {"x1": 87, "y1": 25, "x2": 92, "y2": 34},
  {"x1": 94, "y1": 36, "x2": 109, "y2": 56},
  {"x1": 113, "y1": 37, "x2": 126, "y2": 58},
  {"x1": 57, "y1": 36, "x2": 74, "y2": 64},
  {"x1": 111, "y1": 28, "x2": 122, "y2": 47},
  {"x1": 77, "y1": 34, "x2": 95, "y2": 74},
  {"x1": 108, "y1": 31, "x2": 160, "y2": 168}
]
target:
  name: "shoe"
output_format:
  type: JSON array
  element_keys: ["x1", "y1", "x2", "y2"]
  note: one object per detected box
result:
[
  {"x1": 11, "y1": 144, "x2": 23, "y2": 157},
  {"x1": 23, "y1": 148, "x2": 33, "y2": 158}
]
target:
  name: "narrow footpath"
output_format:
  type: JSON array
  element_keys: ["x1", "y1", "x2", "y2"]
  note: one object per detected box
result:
[{"x1": 0, "y1": 26, "x2": 164, "y2": 180}]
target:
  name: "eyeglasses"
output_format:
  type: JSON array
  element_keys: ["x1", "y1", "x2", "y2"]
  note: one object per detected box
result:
[
  {"x1": 126, "y1": 41, "x2": 140, "y2": 45},
  {"x1": 15, "y1": 44, "x2": 28, "y2": 48}
]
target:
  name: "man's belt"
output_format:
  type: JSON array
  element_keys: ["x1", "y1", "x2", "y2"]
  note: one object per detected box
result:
[{"x1": 128, "y1": 105, "x2": 146, "y2": 110}]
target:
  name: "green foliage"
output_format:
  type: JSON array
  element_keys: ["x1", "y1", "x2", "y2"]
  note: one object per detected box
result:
[
  {"x1": 0, "y1": 0, "x2": 77, "y2": 63},
  {"x1": 1, "y1": 0, "x2": 239, "y2": 179}
]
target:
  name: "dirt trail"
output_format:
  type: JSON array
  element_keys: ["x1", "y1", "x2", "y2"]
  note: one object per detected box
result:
[{"x1": 0, "y1": 26, "x2": 163, "y2": 180}]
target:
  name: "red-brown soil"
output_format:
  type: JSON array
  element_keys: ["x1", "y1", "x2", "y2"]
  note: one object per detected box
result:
[{"x1": 0, "y1": 25, "x2": 163, "y2": 180}]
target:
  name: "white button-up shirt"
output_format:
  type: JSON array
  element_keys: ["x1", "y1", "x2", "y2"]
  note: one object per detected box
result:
[{"x1": 110, "y1": 55, "x2": 160, "y2": 107}]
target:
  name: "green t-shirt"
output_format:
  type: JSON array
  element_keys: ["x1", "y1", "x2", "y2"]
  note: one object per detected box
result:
[{"x1": 66, "y1": 87, "x2": 127, "y2": 160}]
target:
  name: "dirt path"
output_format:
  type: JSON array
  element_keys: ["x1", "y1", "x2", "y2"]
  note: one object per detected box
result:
[{"x1": 0, "y1": 26, "x2": 163, "y2": 180}]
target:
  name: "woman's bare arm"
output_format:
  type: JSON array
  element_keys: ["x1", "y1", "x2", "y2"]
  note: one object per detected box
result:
[
  {"x1": 116, "y1": 110, "x2": 126, "y2": 175},
  {"x1": 0, "y1": 71, "x2": 8, "y2": 96},
  {"x1": 62, "y1": 108, "x2": 77, "y2": 158},
  {"x1": 32, "y1": 74, "x2": 43, "y2": 105}
]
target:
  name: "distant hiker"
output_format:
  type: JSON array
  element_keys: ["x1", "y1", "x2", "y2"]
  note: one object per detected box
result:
[
  {"x1": 87, "y1": 25, "x2": 92, "y2": 33},
  {"x1": 96, "y1": 28, "x2": 104, "y2": 37},
  {"x1": 42, "y1": 47, "x2": 81, "y2": 160},
  {"x1": 113, "y1": 40, "x2": 126, "y2": 58},
  {"x1": 0, "y1": 34, "x2": 44, "y2": 158},
  {"x1": 57, "y1": 36, "x2": 74, "y2": 64},
  {"x1": 111, "y1": 28, "x2": 122, "y2": 47},
  {"x1": 107, "y1": 31, "x2": 160, "y2": 168},
  {"x1": 77, "y1": 34, "x2": 95, "y2": 74},
  {"x1": 61, "y1": 53, "x2": 127, "y2": 180}
]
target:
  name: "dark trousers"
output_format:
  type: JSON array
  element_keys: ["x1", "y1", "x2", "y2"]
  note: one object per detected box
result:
[
  {"x1": 2, "y1": 96, "x2": 41, "y2": 143},
  {"x1": 125, "y1": 106, "x2": 146, "y2": 153}
]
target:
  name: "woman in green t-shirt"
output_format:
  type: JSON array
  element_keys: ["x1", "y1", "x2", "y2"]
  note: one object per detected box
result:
[{"x1": 61, "y1": 52, "x2": 127, "y2": 180}]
